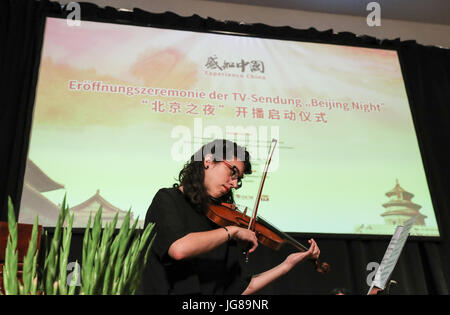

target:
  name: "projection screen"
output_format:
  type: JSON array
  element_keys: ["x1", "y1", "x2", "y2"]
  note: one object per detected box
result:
[{"x1": 18, "y1": 17, "x2": 440, "y2": 237}]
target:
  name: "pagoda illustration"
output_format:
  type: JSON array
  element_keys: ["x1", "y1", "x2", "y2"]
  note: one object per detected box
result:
[
  {"x1": 69, "y1": 189, "x2": 141, "y2": 228},
  {"x1": 380, "y1": 179, "x2": 427, "y2": 226},
  {"x1": 354, "y1": 179, "x2": 439, "y2": 236},
  {"x1": 19, "y1": 159, "x2": 144, "y2": 228},
  {"x1": 18, "y1": 159, "x2": 65, "y2": 226}
]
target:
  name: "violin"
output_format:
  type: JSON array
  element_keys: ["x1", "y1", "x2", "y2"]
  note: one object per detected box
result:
[
  {"x1": 206, "y1": 139, "x2": 330, "y2": 274},
  {"x1": 206, "y1": 202, "x2": 330, "y2": 274}
]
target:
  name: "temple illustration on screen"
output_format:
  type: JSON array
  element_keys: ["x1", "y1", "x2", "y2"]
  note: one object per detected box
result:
[
  {"x1": 18, "y1": 159, "x2": 144, "y2": 228},
  {"x1": 68, "y1": 189, "x2": 137, "y2": 228},
  {"x1": 18, "y1": 159, "x2": 64, "y2": 226},
  {"x1": 380, "y1": 179, "x2": 427, "y2": 226},
  {"x1": 355, "y1": 179, "x2": 438, "y2": 236}
]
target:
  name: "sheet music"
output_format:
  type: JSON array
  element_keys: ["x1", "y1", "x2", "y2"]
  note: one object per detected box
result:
[{"x1": 368, "y1": 215, "x2": 419, "y2": 293}]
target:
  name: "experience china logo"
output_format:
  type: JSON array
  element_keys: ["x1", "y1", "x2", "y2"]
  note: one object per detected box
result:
[{"x1": 204, "y1": 55, "x2": 266, "y2": 80}]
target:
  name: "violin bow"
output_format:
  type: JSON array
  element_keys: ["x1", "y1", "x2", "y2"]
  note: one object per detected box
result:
[
  {"x1": 243, "y1": 139, "x2": 277, "y2": 263},
  {"x1": 247, "y1": 138, "x2": 278, "y2": 232},
  {"x1": 242, "y1": 139, "x2": 330, "y2": 274}
]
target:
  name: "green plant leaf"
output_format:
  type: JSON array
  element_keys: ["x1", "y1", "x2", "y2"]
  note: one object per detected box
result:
[
  {"x1": 22, "y1": 216, "x2": 39, "y2": 294},
  {"x1": 4, "y1": 197, "x2": 19, "y2": 295}
]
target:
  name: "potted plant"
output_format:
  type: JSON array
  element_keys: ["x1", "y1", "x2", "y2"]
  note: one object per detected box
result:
[{"x1": 1, "y1": 196, "x2": 155, "y2": 295}]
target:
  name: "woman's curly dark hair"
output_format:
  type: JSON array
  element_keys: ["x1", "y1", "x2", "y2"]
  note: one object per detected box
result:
[{"x1": 174, "y1": 139, "x2": 252, "y2": 213}]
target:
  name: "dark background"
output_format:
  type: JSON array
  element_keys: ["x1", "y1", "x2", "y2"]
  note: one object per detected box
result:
[{"x1": 1, "y1": 0, "x2": 449, "y2": 295}]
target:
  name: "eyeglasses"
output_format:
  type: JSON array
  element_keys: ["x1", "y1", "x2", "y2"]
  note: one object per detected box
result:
[{"x1": 222, "y1": 160, "x2": 243, "y2": 188}]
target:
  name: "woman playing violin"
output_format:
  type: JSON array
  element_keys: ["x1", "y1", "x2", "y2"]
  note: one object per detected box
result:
[{"x1": 141, "y1": 139, "x2": 321, "y2": 295}]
